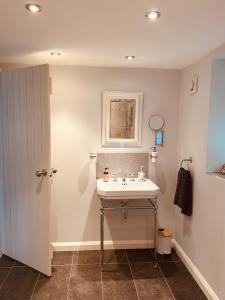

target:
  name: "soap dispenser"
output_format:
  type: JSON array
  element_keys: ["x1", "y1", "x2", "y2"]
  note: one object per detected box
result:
[
  {"x1": 103, "y1": 167, "x2": 109, "y2": 182},
  {"x1": 150, "y1": 146, "x2": 158, "y2": 163},
  {"x1": 138, "y1": 166, "x2": 145, "y2": 181}
]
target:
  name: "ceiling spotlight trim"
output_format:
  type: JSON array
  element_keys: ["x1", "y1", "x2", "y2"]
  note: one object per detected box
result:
[
  {"x1": 125, "y1": 55, "x2": 135, "y2": 60},
  {"x1": 50, "y1": 52, "x2": 62, "y2": 56},
  {"x1": 25, "y1": 3, "x2": 42, "y2": 13},
  {"x1": 145, "y1": 10, "x2": 161, "y2": 20}
]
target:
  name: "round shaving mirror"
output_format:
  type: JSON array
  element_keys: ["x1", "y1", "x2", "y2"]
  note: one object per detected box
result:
[{"x1": 149, "y1": 115, "x2": 164, "y2": 131}]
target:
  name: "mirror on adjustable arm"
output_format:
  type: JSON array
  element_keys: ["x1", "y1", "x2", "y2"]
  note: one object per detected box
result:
[
  {"x1": 149, "y1": 115, "x2": 164, "y2": 146},
  {"x1": 102, "y1": 91, "x2": 143, "y2": 147}
]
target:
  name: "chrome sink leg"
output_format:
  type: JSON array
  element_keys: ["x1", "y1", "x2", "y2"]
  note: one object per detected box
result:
[
  {"x1": 153, "y1": 199, "x2": 158, "y2": 269},
  {"x1": 100, "y1": 207, "x2": 104, "y2": 271}
]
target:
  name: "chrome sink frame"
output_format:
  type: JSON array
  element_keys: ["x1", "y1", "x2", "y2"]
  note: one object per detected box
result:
[{"x1": 99, "y1": 196, "x2": 158, "y2": 270}]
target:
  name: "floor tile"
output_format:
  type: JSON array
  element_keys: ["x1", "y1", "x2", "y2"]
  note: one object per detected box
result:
[
  {"x1": 52, "y1": 251, "x2": 73, "y2": 266},
  {"x1": 0, "y1": 255, "x2": 15, "y2": 267},
  {"x1": 103, "y1": 249, "x2": 128, "y2": 264},
  {"x1": 32, "y1": 266, "x2": 71, "y2": 300},
  {"x1": 74, "y1": 250, "x2": 100, "y2": 265},
  {"x1": 102, "y1": 263, "x2": 138, "y2": 300},
  {"x1": 126, "y1": 249, "x2": 154, "y2": 263},
  {"x1": 68, "y1": 264, "x2": 102, "y2": 300},
  {"x1": 152, "y1": 249, "x2": 181, "y2": 262},
  {"x1": 130, "y1": 262, "x2": 173, "y2": 300},
  {"x1": 159, "y1": 261, "x2": 207, "y2": 300},
  {"x1": 0, "y1": 268, "x2": 11, "y2": 286},
  {"x1": 0, "y1": 266, "x2": 39, "y2": 300}
]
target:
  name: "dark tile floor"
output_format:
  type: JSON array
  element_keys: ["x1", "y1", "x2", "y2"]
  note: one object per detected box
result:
[{"x1": 0, "y1": 249, "x2": 207, "y2": 300}]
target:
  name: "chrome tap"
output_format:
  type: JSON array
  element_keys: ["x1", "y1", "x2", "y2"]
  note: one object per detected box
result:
[
  {"x1": 121, "y1": 174, "x2": 127, "y2": 185},
  {"x1": 112, "y1": 173, "x2": 118, "y2": 182},
  {"x1": 130, "y1": 172, "x2": 135, "y2": 181}
]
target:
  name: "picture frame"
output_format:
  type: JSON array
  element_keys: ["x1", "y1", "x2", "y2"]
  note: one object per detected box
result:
[{"x1": 102, "y1": 91, "x2": 143, "y2": 147}]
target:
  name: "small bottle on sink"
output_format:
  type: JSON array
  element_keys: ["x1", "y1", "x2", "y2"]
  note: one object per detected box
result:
[
  {"x1": 103, "y1": 167, "x2": 109, "y2": 182},
  {"x1": 138, "y1": 166, "x2": 145, "y2": 181}
]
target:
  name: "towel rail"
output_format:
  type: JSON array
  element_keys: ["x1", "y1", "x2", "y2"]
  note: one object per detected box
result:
[{"x1": 181, "y1": 157, "x2": 192, "y2": 168}]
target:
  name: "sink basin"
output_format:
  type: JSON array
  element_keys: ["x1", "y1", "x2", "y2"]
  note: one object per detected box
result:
[{"x1": 97, "y1": 178, "x2": 160, "y2": 199}]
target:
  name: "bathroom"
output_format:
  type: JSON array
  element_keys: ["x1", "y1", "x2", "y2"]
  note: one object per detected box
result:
[{"x1": 0, "y1": 1, "x2": 225, "y2": 300}]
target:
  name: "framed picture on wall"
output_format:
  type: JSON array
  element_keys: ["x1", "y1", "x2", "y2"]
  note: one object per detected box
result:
[{"x1": 102, "y1": 91, "x2": 143, "y2": 147}]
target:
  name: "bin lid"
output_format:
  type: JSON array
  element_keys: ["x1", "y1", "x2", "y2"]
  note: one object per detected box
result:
[{"x1": 158, "y1": 229, "x2": 172, "y2": 237}]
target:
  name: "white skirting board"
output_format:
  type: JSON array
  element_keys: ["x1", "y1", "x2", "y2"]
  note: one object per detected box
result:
[
  {"x1": 52, "y1": 239, "x2": 219, "y2": 300},
  {"x1": 52, "y1": 239, "x2": 154, "y2": 251},
  {"x1": 172, "y1": 239, "x2": 219, "y2": 300}
]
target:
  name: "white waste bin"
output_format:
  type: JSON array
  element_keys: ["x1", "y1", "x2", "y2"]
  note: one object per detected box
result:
[{"x1": 157, "y1": 228, "x2": 172, "y2": 255}]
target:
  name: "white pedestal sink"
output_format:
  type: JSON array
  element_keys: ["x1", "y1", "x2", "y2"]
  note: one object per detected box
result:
[
  {"x1": 97, "y1": 178, "x2": 160, "y2": 199},
  {"x1": 97, "y1": 177, "x2": 160, "y2": 270}
]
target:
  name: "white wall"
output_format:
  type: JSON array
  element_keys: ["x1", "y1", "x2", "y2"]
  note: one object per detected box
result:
[
  {"x1": 50, "y1": 66, "x2": 180, "y2": 245},
  {"x1": 175, "y1": 44, "x2": 225, "y2": 299}
]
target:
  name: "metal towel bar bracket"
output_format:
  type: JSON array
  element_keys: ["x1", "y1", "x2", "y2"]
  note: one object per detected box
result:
[{"x1": 181, "y1": 157, "x2": 193, "y2": 167}]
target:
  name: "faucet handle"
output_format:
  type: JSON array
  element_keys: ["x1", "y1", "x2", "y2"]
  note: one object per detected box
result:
[{"x1": 130, "y1": 172, "x2": 135, "y2": 181}]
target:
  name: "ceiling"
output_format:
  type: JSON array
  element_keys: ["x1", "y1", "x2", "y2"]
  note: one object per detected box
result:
[{"x1": 1, "y1": 0, "x2": 225, "y2": 69}]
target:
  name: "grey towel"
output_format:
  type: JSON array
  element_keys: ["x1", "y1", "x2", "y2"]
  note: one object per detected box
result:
[{"x1": 174, "y1": 167, "x2": 193, "y2": 216}]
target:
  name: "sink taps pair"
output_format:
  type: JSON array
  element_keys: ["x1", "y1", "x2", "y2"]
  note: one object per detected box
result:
[{"x1": 113, "y1": 171, "x2": 136, "y2": 182}]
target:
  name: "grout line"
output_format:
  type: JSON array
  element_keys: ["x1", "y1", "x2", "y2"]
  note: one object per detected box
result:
[
  {"x1": 157, "y1": 260, "x2": 181, "y2": 263},
  {"x1": 124, "y1": 260, "x2": 155, "y2": 264},
  {"x1": 66, "y1": 251, "x2": 75, "y2": 300},
  {"x1": 30, "y1": 273, "x2": 40, "y2": 300},
  {"x1": 72, "y1": 262, "x2": 100, "y2": 266},
  {"x1": 51, "y1": 263, "x2": 74, "y2": 267},
  {"x1": 0, "y1": 265, "x2": 14, "y2": 290},
  {"x1": 158, "y1": 263, "x2": 176, "y2": 300},
  {"x1": 99, "y1": 249, "x2": 104, "y2": 300},
  {"x1": 125, "y1": 250, "x2": 140, "y2": 300},
  {"x1": 11, "y1": 265, "x2": 31, "y2": 268},
  {"x1": 100, "y1": 262, "x2": 128, "y2": 265}
]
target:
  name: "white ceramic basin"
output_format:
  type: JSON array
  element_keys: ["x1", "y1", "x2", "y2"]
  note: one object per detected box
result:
[{"x1": 97, "y1": 178, "x2": 160, "y2": 199}]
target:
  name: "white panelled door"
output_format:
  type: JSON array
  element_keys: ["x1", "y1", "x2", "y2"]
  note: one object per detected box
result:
[{"x1": 0, "y1": 65, "x2": 51, "y2": 276}]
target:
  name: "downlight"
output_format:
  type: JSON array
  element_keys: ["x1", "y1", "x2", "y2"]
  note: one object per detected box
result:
[{"x1": 25, "y1": 3, "x2": 42, "y2": 13}]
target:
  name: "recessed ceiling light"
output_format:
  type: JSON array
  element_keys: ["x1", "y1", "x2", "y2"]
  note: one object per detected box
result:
[
  {"x1": 50, "y1": 52, "x2": 62, "y2": 56},
  {"x1": 125, "y1": 55, "x2": 135, "y2": 60},
  {"x1": 25, "y1": 3, "x2": 42, "y2": 13},
  {"x1": 145, "y1": 10, "x2": 161, "y2": 20}
]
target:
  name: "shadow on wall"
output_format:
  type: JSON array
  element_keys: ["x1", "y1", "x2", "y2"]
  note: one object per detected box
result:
[
  {"x1": 155, "y1": 163, "x2": 167, "y2": 195},
  {"x1": 104, "y1": 198, "x2": 155, "y2": 244},
  {"x1": 79, "y1": 159, "x2": 100, "y2": 241},
  {"x1": 81, "y1": 189, "x2": 100, "y2": 242},
  {"x1": 182, "y1": 215, "x2": 193, "y2": 236},
  {"x1": 78, "y1": 162, "x2": 91, "y2": 195}
]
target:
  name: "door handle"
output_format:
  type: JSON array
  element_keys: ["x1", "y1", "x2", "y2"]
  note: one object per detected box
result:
[{"x1": 36, "y1": 169, "x2": 48, "y2": 177}]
